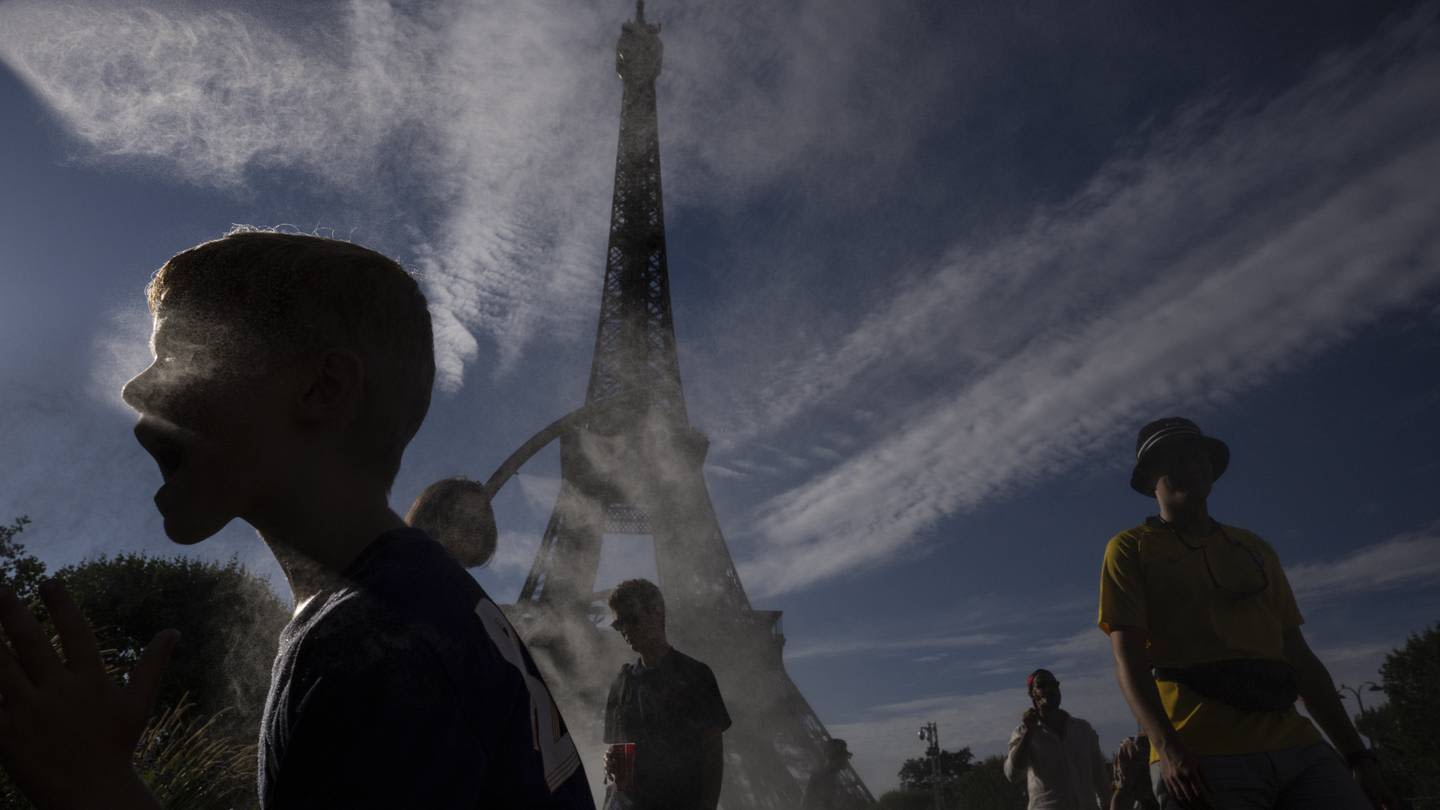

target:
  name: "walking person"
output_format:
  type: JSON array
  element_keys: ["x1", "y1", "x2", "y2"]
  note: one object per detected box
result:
[
  {"x1": 602, "y1": 578, "x2": 731, "y2": 810},
  {"x1": 1099, "y1": 417, "x2": 1399, "y2": 809},
  {"x1": 1005, "y1": 668, "x2": 1111, "y2": 809}
]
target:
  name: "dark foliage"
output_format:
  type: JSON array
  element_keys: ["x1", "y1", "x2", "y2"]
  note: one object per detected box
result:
[
  {"x1": 877, "y1": 789, "x2": 935, "y2": 810},
  {"x1": 1360, "y1": 624, "x2": 1440, "y2": 806},
  {"x1": 53, "y1": 553, "x2": 289, "y2": 739},
  {"x1": 953, "y1": 755, "x2": 1027, "y2": 810},
  {"x1": 899, "y1": 747, "x2": 974, "y2": 807},
  {"x1": 0, "y1": 516, "x2": 45, "y2": 604},
  {"x1": 0, "y1": 520, "x2": 278, "y2": 808},
  {"x1": 890, "y1": 750, "x2": 1026, "y2": 810}
]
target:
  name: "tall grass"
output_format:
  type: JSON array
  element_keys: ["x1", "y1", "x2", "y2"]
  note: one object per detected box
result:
[{"x1": 134, "y1": 696, "x2": 256, "y2": 810}]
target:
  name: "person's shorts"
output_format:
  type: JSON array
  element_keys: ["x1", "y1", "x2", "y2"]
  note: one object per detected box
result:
[{"x1": 1150, "y1": 742, "x2": 1371, "y2": 809}]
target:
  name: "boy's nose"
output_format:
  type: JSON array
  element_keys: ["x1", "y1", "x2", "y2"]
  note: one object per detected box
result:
[{"x1": 121, "y1": 367, "x2": 157, "y2": 412}]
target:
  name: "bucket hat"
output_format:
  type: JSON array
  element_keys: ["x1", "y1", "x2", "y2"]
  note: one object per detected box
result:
[{"x1": 1130, "y1": 417, "x2": 1229, "y2": 496}]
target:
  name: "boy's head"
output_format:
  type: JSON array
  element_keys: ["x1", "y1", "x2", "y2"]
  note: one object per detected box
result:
[
  {"x1": 1129, "y1": 417, "x2": 1229, "y2": 503},
  {"x1": 1027, "y1": 668, "x2": 1061, "y2": 710},
  {"x1": 122, "y1": 231, "x2": 434, "y2": 543},
  {"x1": 608, "y1": 578, "x2": 666, "y2": 652}
]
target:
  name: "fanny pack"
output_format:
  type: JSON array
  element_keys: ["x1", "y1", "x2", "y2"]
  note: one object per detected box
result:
[{"x1": 1153, "y1": 658, "x2": 1299, "y2": 712}]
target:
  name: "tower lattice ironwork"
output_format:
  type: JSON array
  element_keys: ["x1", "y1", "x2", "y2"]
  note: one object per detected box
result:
[{"x1": 506, "y1": 3, "x2": 876, "y2": 808}]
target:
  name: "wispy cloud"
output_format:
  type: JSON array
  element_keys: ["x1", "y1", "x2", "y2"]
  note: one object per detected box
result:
[
  {"x1": 737, "y1": 8, "x2": 1440, "y2": 596},
  {"x1": 0, "y1": 0, "x2": 954, "y2": 390},
  {"x1": 1287, "y1": 525, "x2": 1440, "y2": 602},
  {"x1": 786, "y1": 632, "x2": 1006, "y2": 662}
]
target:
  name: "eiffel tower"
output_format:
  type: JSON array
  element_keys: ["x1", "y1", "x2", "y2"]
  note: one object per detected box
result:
[{"x1": 499, "y1": 3, "x2": 875, "y2": 807}]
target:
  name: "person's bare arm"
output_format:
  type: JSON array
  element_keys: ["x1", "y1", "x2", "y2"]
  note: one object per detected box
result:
[
  {"x1": 0, "y1": 582, "x2": 176, "y2": 810},
  {"x1": 700, "y1": 727, "x2": 724, "y2": 809},
  {"x1": 1283, "y1": 626, "x2": 1362, "y2": 753},
  {"x1": 1283, "y1": 626, "x2": 1398, "y2": 809},
  {"x1": 1109, "y1": 627, "x2": 1208, "y2": 808},
  {"x1": 1004, "y1": 716, "x2": 1036, "y2": 782}
]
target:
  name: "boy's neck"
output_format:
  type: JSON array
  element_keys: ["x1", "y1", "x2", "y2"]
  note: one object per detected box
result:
[
  {"x1": 638, "y1": 640, "x2": 673, "y2": 669},
  {"x1": 257, "y1": 487, "x2": 406, "y2": 609},
  {"x1": 1158, "y1": 500, "x2": 1212, "y2": 535}
]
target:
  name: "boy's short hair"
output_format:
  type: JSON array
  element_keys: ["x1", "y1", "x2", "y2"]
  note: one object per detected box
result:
[
  {"x1": 609, "y1": 578, "x2": 665, "y2": 617},
  {"x1": 147, "y1": 230, "x2": 434, "y2": 483}
]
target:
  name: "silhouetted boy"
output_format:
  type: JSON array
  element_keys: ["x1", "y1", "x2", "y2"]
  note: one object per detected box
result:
[
  {"x1": 0, "y1": 232, "x2": 595, "y2": 809},
  {"x1": 1100, "y1": 417, "x2": 1396, "y2": 809},
  {"x1": 603, "y1": 578, "x2": 729, "y2": 810}
]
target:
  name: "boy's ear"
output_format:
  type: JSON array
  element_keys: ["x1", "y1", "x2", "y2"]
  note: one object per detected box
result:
[{"x1": 296, "y1": 349, "x2": 365, "y2": 423}]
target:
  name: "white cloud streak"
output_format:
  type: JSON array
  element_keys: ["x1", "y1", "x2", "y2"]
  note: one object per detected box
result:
[
  {"x1": 1287, "y1": 526, "x2": 1440, "y2": 602},
  {"x1": 737, "y1": 9, "x2": 1440, "y2": 596},
  {"x1": 0, "y1": 0, "x2": 951, "y2": 391},
  {"x1": 786, "y1": 632, "x2": 1007, "y2": 663}
]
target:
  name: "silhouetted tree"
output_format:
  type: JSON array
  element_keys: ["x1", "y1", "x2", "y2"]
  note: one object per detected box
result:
[
  {"x1": 953, "y1": 754, "x2": 1027, "y2": 810},
  {"x1": 899, "y1": 747, "x2": 974, "y2": 806},
  {"x1": 877, "y1": 789, "x2": 934, "y2": 810},
  {"x1": 0, "y1": 521, "x2": 275, "y2": 809},
  {"x1": 53, "y1": 553, "x2": 289, "y2": 739},
  {"x1": 1358, "y1": 624, "x2": 1440, "y2": 805},
  {"x1": 1355, "y1": 702, "x2": 1415, "y2": 802},
  {"x1": 0, "y1": 516, "x2": 44, "y2": 604}
]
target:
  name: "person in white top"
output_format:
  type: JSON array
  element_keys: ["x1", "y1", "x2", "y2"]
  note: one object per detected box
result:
[{"x1": 1005, "y1": 669, "x2": 1111, "y2": 810}]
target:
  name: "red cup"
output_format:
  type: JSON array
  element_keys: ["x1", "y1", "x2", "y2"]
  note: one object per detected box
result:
[{"x1": 607, "y1": 742, "x2": 637, "y2": 791}]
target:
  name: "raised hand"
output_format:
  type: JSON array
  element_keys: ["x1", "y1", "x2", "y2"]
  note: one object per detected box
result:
[
  {"x1": 0, "y1": 581, "x2": 177, "y2": 810},
  {"x1": 1021, "y1": 707, "x2": 1042, "y2": 732},
  {"x1": 1114, "y1": 737, "x2": 1148, "y2": 798}
]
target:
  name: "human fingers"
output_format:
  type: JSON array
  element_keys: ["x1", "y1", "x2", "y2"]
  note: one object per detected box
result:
[
  {"x1": 126, "y1": 630, "x2": 179, "y2": 717},
  {"x1": 1182, "y1": 768, "x2": 1213, "y2": 810},
  {"x1": 0, "y1": 643, "x2": 38, "y2": 705},
  {"x1": 0, "y1": 587, "x2": 64, "y2": 687},
  {"x1": 1170, "y1": 766, "x2": 1205, "y2": 809},
  {"x1": 37, "y1": 581, "x2": 103, "y2": 679},
  {"x1": 1162, "y1": 768, "x2": 1187, "y2": 806},
  {"x1": 1193, "y1": 758, "x2": 1213, "y2": 798}
]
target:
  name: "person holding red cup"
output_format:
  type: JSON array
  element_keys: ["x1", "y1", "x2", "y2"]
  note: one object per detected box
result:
[{"x1": 602, "y1": 579, "x2": 731, "y2": 810}]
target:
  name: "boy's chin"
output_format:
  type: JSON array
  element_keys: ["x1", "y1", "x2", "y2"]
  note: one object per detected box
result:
[{"x1": 158, "y1": 509, "x2": 233, "y2": 545}]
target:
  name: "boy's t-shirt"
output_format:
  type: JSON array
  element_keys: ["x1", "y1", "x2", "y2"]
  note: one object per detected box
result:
[
  {"x1": 258, "y1": 528, "x2": 594, "y2": 809},
  {"x1": 603, "y1": 648, "x2": 731, "y2": 810},
  {"x1": 1097, "y1": 519, "x2": 1322, "y2": 761}
]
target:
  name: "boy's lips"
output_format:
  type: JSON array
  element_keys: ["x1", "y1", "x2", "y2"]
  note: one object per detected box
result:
[{"x1": 133, "y1": 419, "x2": 189, "y2": 482}]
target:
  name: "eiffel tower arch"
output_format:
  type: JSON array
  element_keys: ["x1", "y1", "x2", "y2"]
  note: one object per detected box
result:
[{"x1": 429, "y1": 3, "x2": 876, "y2": 807}]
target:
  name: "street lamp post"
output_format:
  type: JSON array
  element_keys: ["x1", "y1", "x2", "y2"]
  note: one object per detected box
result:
[
  {"x1": 917, "y1": 722, "x2": 942, "y2": 810},
  {"x1": 1338, "y1": 681, "x2": 1383, "y2": 748}
]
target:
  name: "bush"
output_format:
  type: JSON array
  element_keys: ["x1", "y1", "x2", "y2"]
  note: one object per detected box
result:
[
  {"x1": 877, "y1": 789, "x2": 935, "y2": 810},
  {"x1": 53, "y1": 553, "x2": 289, "y2": 738},
  {"x1": 0, "y1": 520, "x2": 282, "y2": 808},
  {"x1": 1362, "y1": 624, "x2": 1440, "y2": 806}
]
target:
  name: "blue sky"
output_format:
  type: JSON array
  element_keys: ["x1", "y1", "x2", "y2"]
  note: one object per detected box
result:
[{"x1": 3, "y1": 0, "x2": 1439, "y2": 794}]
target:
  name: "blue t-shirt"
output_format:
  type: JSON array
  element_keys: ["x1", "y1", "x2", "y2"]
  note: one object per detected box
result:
[{"x1": 258, "y1": 528, "x2": 594, "y2": 809}]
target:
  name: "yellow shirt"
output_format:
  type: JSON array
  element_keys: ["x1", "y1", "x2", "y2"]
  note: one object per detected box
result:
[{"x1": 1098, "y1": 520, "x2": 1321, "y2": 760}]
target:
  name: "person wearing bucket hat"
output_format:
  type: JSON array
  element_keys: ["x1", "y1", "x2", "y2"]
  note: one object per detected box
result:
[{"x1": 1098, "y1": 417, "x2": 1398, "y2": 810}]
